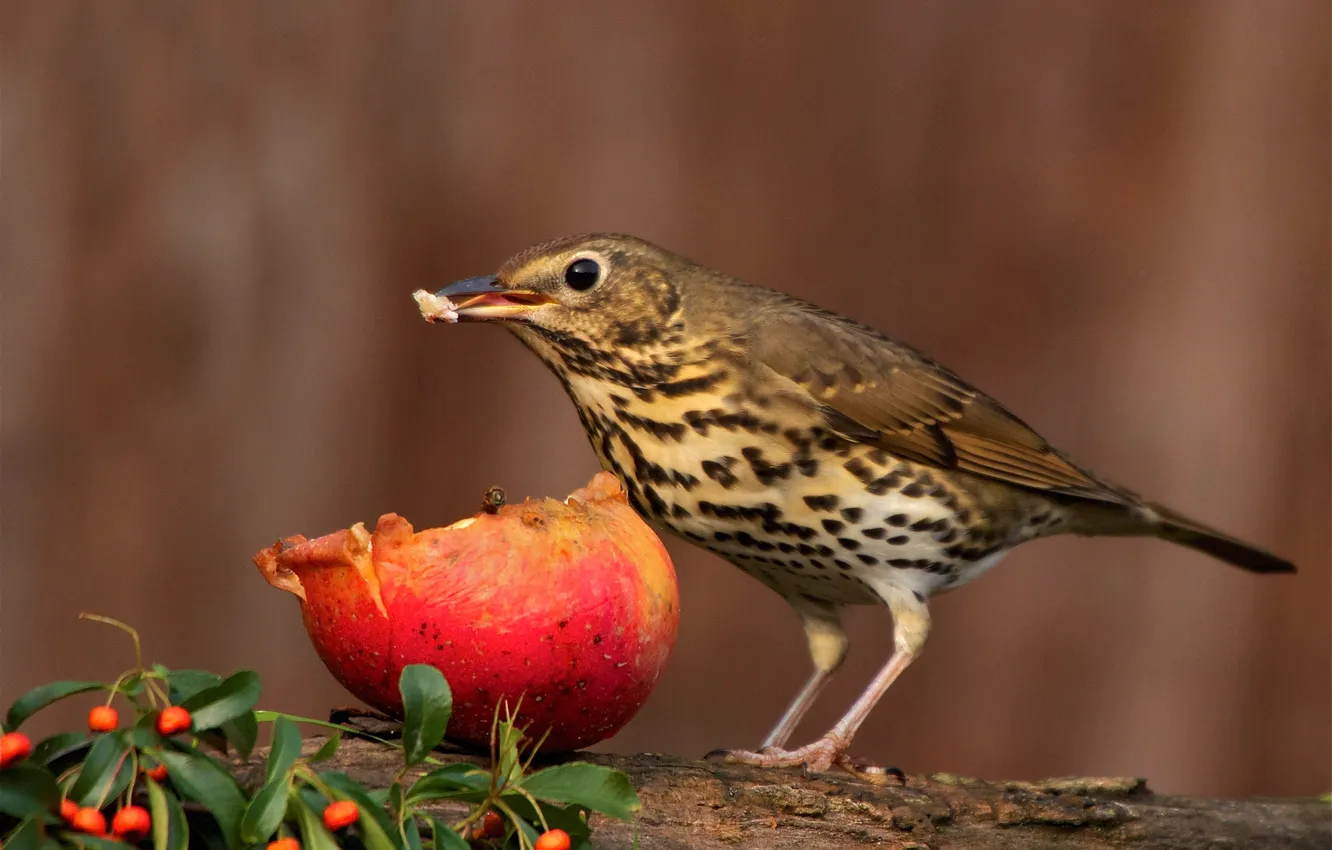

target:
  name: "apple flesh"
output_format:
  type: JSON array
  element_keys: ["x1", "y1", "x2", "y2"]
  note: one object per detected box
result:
[{"x1": 254, "y1": 472, "x2": 679, "y2": 752}]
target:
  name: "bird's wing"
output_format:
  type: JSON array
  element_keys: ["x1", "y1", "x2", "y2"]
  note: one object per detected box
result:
[{"x1": 750, "y1": 301, "x2": 1129, "y2": 504}]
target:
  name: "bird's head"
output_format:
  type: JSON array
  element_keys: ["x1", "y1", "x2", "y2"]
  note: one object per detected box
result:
[{"x1": 433, "y1": 234, "x2": 715, "y2": 370}]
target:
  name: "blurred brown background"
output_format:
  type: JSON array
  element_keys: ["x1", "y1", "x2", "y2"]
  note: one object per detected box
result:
[{"x1": 4, "y1": 2, "x2": 1329, "y2": 799}]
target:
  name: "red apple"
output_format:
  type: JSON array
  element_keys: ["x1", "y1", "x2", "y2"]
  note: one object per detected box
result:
[{"x1": 253, "y1": 472, "x2": 679, "y2": 752}]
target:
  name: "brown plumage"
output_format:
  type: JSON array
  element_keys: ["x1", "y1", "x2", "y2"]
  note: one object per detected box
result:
[{"x1": 431, "y1": 233, "x2": 1294, "y2": 778}]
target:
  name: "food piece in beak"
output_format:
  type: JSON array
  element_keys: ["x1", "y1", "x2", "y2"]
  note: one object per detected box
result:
[
  {"x1": 413, "y1": 290, "x2": 459, "y2": 324},
  {"x1": 421, "y1": 275, "x2": 555, "y2": 321}
]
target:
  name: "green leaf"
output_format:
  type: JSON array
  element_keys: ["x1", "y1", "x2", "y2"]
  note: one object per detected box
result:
[
  {"x1": 265, "y1": 715, "x2": 303, "y2": 783},
  {"x1": 239, "y1": 774, "x2": 291, "y2": 844},
  {"x1": 494, "y1": 707, "x2": 526, "y2": 784},
  {"x1": 404, "y1": 763, "x2": 491, "y2": 806},
  {"x1": 402, "y1": 815, "x2": 422, "y2": 850},
  {"x1": 68, "y1": 732, "x2": 132, "y2": 807},
  {"x1": 129, "y1": 711, "x2": 165, "y2": 750},
  {"x1": 290, "y1": 789, "x2": 341, "y2": 850},
  {"x1": 220, "y1": 712, "x2": 258, "y2": 761},
  {"x1": 398, "y1": 665, "x2": 451, "y2": 766},
  {"x1": 180, "y1": 671, "x2": 261, "y2": 733},
  {"x1": 521, "y1": 762, "x2": 641, "y2": 821},
  {"x1": 63, "y1": 836, "x2": 127, "y2": 850},
  {"x1": 31, "y1": 732, "x2": 89, "y2": 766},
  {"x1": 158, "y1": 749, "x2": 247, "y2": 849},
  {"x1": 0, "y1": 765, "x2": 60, "y2": 819},
  {"x1": 4, "y1": 680, "x2": 104, "y2": 730},
  {"x1": 146, "y1": 777, "x2": 189, "y2": 850},
  {"x1": 2, "y1": 816, "x2": 47, "y2": 850},
  {"x1": 164, "y1": 669, "x2": 222, "y2": 705},
  {"x1": 309, "y1": 733, "x2": 340, "y2": 763},
  {"x1": 502, "y1": 805, "x2": 540, "y2": 847},
  {"x1": 388, "y1": 781, "x2": 405, "y2": 820},
  {"x1": 426, "y1": 816, "x2": 469, "y2": 850}
]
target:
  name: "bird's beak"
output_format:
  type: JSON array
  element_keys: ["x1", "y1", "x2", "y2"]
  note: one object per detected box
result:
[{"x1": 433, "y1": 275, "x2": 554, "y2": 321}]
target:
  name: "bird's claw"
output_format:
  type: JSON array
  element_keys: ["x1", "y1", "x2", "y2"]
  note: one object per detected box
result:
[{"x1": 704, "y1": 735, "x2": 902, "y2": 783}]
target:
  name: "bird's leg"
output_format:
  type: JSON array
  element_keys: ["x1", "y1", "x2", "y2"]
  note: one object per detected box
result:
[
  {"x1": 714, "y1": 588, "x2": 930, "y2": 779},
  {"x1": 759, "y1": 604, "x2": 847, "y2": 750}
]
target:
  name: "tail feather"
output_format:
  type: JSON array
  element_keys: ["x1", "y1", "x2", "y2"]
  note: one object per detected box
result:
[{"x1": 1150, "y1": 503, "x2": 1296, "y2": 574}]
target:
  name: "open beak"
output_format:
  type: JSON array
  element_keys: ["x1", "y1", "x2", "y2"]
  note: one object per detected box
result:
[{"x1": 433, "y1": 275, "x2": 554, "y2": 321}]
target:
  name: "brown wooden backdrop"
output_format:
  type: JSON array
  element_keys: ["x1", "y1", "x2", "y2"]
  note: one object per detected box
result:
[{"x1": 4, "y1": 1, "x2": 1328, "y2": 798}]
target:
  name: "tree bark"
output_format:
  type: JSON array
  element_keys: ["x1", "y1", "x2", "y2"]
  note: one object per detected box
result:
[{"x1": 242, "y1": 730, "x2": 1330, "y2": 849}]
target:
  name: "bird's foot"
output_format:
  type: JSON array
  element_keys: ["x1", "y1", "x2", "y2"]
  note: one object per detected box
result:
[{"x1": 704, "y1": 737, "x2": 904, "y2": 785}]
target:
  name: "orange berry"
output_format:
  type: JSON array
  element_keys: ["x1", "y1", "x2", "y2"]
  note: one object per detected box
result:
[
  {"x1": 144, "y1": 762, "x2": 168, "y2": 782},
  {"x1": 0, "y1": 732, "x2": 31, "y2": 767},
  {"x1": 60, "y1": 799, "x2": 79, "y2": 821},
  {"x1": 111, "y1": 805, "x2": 151, "y2": 840},
  {"x1": 267, "y1": 839, "x2": 301, "y2": 850},
  {"x1": 87, "y1": 705, "x2": 119, "y2": 733},
  {"x1": 156, "y1": 706, "x2": 192, "y2": 736},
  {"x1": 534, "y1": 828, "x2": 571, "y2": 850},
  {"x1": 70, "y1": 807, "x2": 107, "y2": 836},
  {"x1": 322, "y1": 800, "x2": 359, "y2": 831}
]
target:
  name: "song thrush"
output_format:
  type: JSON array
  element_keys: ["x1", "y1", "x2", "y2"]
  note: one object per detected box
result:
[{"x1": 426, "y1": 233, "x2": 1295, "y2": 778}]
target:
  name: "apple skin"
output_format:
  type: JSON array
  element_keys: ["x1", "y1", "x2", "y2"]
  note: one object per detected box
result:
[{"x1": 254, "y1": 472, "x2": 679, "y2": 752}]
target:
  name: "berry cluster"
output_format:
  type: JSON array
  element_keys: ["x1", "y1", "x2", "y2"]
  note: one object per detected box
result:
[{"x1": 2, "y1": 614, "x2": 641, "y2": 850}]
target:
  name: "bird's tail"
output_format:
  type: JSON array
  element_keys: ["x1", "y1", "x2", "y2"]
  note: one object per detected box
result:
[{"x1": 1148, "y1": 502, "x2": 1295, "y2": 574}]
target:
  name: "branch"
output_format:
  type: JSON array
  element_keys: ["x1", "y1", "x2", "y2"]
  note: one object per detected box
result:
[{"x1": 236, "y1": 729, "x2": 1330, "y2": 849}]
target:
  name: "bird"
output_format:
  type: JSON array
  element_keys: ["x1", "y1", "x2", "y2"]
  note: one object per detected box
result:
[{"x1": 426, "y1": 233, "x2": 1296, "y2": 779}]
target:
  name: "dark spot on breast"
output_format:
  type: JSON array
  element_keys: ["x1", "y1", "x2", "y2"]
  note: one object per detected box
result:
[
  {"x1": 672, "y1": 503, "x2": 690, "y2": 519},
  {"x1": 888, "y1": 535, "x2": 910, "y2": 545},
  {"x1": 862, "y1": 527, "x2": 886, "y2": 540},
  {"x1": 839, "y1": 507, "x2": 864, "y2": 523},
  {"x1": 834, "y1": 559, "x2": 853, "y2": 570},
  {"x1": 644, "y1": 486, "x2": 670, "y2": 517},
  {"x1": 856, "y1": 554, "x2": 879, "y2": 565},
  {"x1": 673, "y1": 471, "x2": 700, "y2": 489},
  {"x1": 837, "y1": 537, "x2": 861, "y2": 550},
  {"x1": 803, "y1": 494, "x2": 839, "y2": 511},
  {"x1": 868, "y1": 449, "x2": 889, "y2": 466},
  {"x1": 901, "y1": 482, "x2": 927, "y2": 497},
  {"x1": 867, "y1": 473, "x2": 905, "y2": 495},
  {"x1": 816, "y1": 544, "x2": 835, "y2": 556},
  {"x1": 844, "y1": 457, "x2": 874, "y2": 484},
  {"x1": 657, "y1": 370, "x2": 727, "y2": 398},
  {"x1": 821, "y1": 519, "x2": 845, "y2": 534},
  {"x1": 887, "y1": 513, "x2": 909, "y2": 527}
]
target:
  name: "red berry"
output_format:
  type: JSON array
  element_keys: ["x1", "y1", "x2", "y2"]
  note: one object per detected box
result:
[
  {"x1": 478, "y1": 810, "x2": 504, "y2": 838},
  {"x1": 534, "y1": 829, "x2": 571, "y2": 850},
  {"x1": 156, "y1": 706, "x2": 192, "y2": 736},
  {"x1": 111, "y1": 805, "x2": 151, "y2": 840},
  {"x1": 0, "y1": 733, "x2": 31, "y2": 767},
  {"x1": 322, "y1": 800, "x2": 359, "y2": 831},
  {"x1": 60, "y1": 799, "x2": 79, "y2": 822},
  {"x1": 87, "y1": 706, "x2": 119, "y2": 733},
  {"x1": 143, "y1": 762, "x2": 168, "y2": 782},
  {"x1": 267, "y1": 839, "x2": 301, "y2": 850},
  {"x1": 70, "y1": 807, "x2": 107, "y2": 836}
]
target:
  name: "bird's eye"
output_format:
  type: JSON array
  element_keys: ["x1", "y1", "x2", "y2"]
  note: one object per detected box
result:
[{"x1": 564, "y1": 258, "x2": 601, "y2": 291}]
